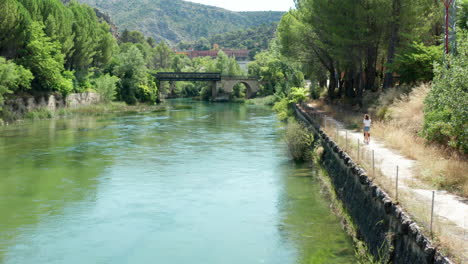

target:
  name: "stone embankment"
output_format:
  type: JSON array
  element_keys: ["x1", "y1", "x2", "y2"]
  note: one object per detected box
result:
[
  {"x1": 4, "y1": 93, "x2": 101, "y2": 116},
  {"x1": 293, "y1": 104, "x2": 453, "y2": 264}
]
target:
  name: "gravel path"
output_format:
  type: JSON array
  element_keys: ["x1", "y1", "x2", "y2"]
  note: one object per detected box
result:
[{"x1": 305, "y1": 103, "x2": 468, "y2": 261}]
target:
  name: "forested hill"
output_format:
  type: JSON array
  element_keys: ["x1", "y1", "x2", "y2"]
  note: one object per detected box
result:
[
  {"x1": 76, "y1": 0, "x2": 284, "y2": 44},
  {"x1": 177, "y1": 23, "x2": 278, "y2": 59}
]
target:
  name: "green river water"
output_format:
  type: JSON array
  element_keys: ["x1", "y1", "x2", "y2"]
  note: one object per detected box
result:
[{"x1": 0, "y1": 100, "x2": 356, "y2": 264}]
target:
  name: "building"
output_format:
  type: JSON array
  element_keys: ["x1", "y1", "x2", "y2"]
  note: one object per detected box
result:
[{"x1": 177, "y1": 49, "x2": 250, "y2": 61}]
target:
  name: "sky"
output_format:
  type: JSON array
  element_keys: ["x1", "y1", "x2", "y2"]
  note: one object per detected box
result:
[{"x1": 185, "y1": 0, "x2": 294, "y2": 11}]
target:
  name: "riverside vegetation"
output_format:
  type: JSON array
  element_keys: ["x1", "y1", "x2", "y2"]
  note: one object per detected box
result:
[
  {"x1": 0, "y1": 0, "x2": 300, "y2": 124},
  {"x1": 271, "y1": 0, "x2": 468, "y2": 198}
]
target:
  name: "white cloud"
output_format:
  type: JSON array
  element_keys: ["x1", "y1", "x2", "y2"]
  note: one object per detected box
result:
[{"x1": 185, "y1": 0, "x2": 294, "y2": 11}]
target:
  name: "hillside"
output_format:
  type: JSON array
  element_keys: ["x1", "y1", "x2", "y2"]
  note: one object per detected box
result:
[
  {"x1": 178, "y1": 23, "x2": 278, "y2": 59},
  {"x1": 76, "y1": 0, "x2": 285, "y2": 44}
]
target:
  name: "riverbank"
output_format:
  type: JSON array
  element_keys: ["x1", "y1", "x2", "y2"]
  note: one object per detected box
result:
[
  {"x1": 1, "y1": 93, "x2": 265, "y2": 126},
  {"x1": 307, "y1": 84, "x2": 467, "y2": 198},
  {"x1": 295, "y1": 104, "x2": 466, "y2": 263},
  {"x1": 0, "y1": 102, "x2": 170, "y2": 126}
]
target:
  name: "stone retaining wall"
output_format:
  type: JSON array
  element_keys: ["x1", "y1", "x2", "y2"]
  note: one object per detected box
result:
[
  {"x1": 293, "y1": 104, "x2": 453, "y2": 264},
  {"x1": 4, "y1": 92, "x2": 101, "y2": 115}
]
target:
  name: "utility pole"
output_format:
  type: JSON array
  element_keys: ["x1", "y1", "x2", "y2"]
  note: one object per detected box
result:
[{"x1": 442, "y1": 0, "x2": 457, "y2": 54}]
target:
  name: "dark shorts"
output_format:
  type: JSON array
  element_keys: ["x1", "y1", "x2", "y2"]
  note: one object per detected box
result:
[{"x1": 364, "y1": 126, "x2": 370, "y2": 132}]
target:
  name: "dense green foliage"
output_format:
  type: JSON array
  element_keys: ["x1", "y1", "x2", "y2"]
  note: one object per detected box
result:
[
  {"x1": 460, "y1": 0, "x2": 468, "y2": 31},
  {"x1": 0, "y1": 57, "x2": 33, "y2": 107},
  {"x1": 0, "y1": 0, "x2": 251, "y2": 109},
  {"x1": 0, "y1": 0, "x2": 114, "y2": 93},
  {"x1": 0, "y1": 0, "x2": 162, "y2": 109},
  {"x1": 392, "y1": 42, "x2": 442, "y2": 84},
  {"x1": 178, "y1": 23, "x2": 278, "y2": 59},
  {"x1": 20, "y1": 21, "x2": 73, "y2": 95},
  {"x1": 248, "y1": 45, "x2": 304, "y2": 96},
  {"x1": 288, "y1": 87, "x2": 308, "y2": 104},
  {"x1": 76, "y1": 0, "x2": 284, "y2": 44},
  {"x1": 272, "y1": 87, "x2": 308, "y2": 121},
  {"x1": 277, "y1": 0, "x2": 442, "y2": 102},
  {"x1": 93, "y1": 74, "x2": 119, "y2": 103},
  {"x1": 273, "y1": 0, "x2": 467, "y2": 154},
  {"x1": 422, "y1": 33, "x2": 468, "y2": 153}
]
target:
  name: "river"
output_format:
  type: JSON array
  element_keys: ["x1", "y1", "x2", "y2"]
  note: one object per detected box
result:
[{"x1": 0, "y1": 100, "x2": 356, "y2": 264}]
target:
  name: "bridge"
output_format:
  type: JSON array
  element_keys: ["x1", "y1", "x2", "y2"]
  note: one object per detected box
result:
[{"x1": 155, "y1": 72, "x2": 260, "y2": 100}]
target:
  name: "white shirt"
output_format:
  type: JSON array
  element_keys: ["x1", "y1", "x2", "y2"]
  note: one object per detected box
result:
[{"x1": 363, "y1": 119, "x2": 371, "y2": 127}]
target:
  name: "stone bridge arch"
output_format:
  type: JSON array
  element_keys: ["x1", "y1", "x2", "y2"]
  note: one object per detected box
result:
[
  {"x1": 154, "y1": 72, "x2": 259, "y2": 100},
  {"x1": 216, "y1": 77, "x2": 259, "y2": 99}
]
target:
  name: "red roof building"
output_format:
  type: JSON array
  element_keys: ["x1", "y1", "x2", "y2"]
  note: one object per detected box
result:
[{"x1": 184, "y1": 49, "x2": 249, "y2": 60}]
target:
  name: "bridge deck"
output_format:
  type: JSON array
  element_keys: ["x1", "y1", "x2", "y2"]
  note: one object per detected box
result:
[
  {"x1": 155, "y1": 72, "x2": 221, "y2": 81},
  {"x1": 155, "y1": 72, "x2": 258, "y2": 81}
]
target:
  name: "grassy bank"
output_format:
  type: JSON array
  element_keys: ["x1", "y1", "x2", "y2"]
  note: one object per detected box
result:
[{"x1": 309, "y1": 84, "x2": 467, "y2": 197}]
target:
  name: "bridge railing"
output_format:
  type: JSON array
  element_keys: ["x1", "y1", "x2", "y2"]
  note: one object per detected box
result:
[
  {"x1": 155, "y1": 72, "x2": 221, "y2": 81},
  {"x1": 154, "y1": 72, "x2": 258, "y2": 81},
  {"x1": 220, "y1": 75, "x2": 259, "y2": 80}
]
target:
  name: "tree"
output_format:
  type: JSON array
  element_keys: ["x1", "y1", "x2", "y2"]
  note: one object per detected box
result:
[
  {"x1": 93, "y1": 74, "x2": 119, "y2": 103},
  {"x1": 391, "y1": 42, "x2": 442, "y2": 84},
  {"x1": 151, "y1": 42, "x2": 174, "y2": 70},
  {"x1": 67, "y1": 2, "x2": 99, "y2": 72},
  {"x1": 120, "y1": 29, "x2": 146, "y2": 44},
  {"x1": 113, "y1": 45, "x2": 156, "y2": 104},
  {"x1": 0, "y1": 0, "x2": 31, "y2": 58},
  {"x1": 172, "y1": 54, "x2": 190, "y2": 72},
  {"x1": 19, "y1": 22, "x2": 73, "y2": 94},
  {"x1": 93, "y1": 22, "x2": 116, "y2": 68},
  {"x1": 194, "y1": 37, "x2": 211, "y2": 51},
  {"x1": 248, "y1": 50, "x2": 303, "y2": 96}
]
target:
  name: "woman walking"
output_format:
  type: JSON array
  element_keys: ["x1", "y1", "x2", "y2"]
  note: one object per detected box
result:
[{"x1": 363, "y1": 114, "x2": 371, "y2": 144}]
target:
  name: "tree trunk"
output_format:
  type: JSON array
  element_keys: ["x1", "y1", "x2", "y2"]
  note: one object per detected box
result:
[
  {"x1": 383, "y1": 0, "x2": 401, "y2": 89},
  {"x1": 337, "y1": 76, "x2": 345, "y2": 98},
  {"x1": 328, "y1": 68, "x2": 336, "y2": 98},
  {"x1": 365, "y1": 45, "x2": 379, "y2": 92},
  {"x1": 356, "y1": 68, "x2": 365, "y2": 108},
  {"x1": 319, "y1": 79, "x2": 327, "y2": 88},
  {"x1": 345, "y1": 69, "x2": 355, "y2": 98}
]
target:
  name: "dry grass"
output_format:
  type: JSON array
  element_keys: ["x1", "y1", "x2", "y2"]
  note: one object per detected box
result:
[
  {"x1": 307, "y1": 83, "x2": 468, "y2": 262},
  {"x1": 310, "y1": 84, "x2": 468, "y2": 197},
  {"x1": 371, "y1": 84, "x2": 468, "y2": 197},
  {"x1": 320, "y1": 116, "x2": 468, "y2": 263}
]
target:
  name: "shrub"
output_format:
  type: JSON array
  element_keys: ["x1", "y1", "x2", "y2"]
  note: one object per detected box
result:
[
  {"x1": 309, "y1": 82, "x2": 322, "y2": 99},
  {"x1": 25, "y1": 108, "x2": 55, "y2": 120},
  {"x1": 246, "y1": 95, "x2": 277, "y2": 105},
  {"x1": 200, "y1": 86, "x2": 211, "y2": 100},
  {"x1": 233, "y1": 83, "x2": 246, "y2": 98},
  {"x1": 0, "y1": 57, "x2": 33, "y2": 108},
  {"x1": 93, "y1": 74, "x2": 120, "y2": 103},
  {"x1": 284, "y1": 119, "x2": 313, "y2": 161},
  {"x1": 273, "y1": 96, "x2": 292, "y2": 121},
  {"x1": 288, "y1": 87, "x2": 308, "y2": 103},
  {"x1": 136, "y1": 79, "x2": 157, "y2": 103},
  {"x1": 422, "y1": 34, "x2": 468, "y2": 153}
]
